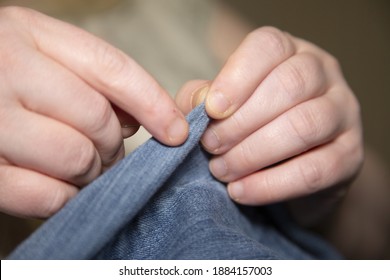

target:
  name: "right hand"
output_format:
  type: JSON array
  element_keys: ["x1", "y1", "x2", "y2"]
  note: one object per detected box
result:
[{"x1": 0, "y1": 7, "x2": 188, "y2": 218}]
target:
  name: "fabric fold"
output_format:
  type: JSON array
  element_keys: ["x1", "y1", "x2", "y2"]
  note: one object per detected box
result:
[
  {"x1": 8, "y1": 103, "x2": 340, "y2": 260},
  {"x1": 9, "y1": 104, "x2": 210, "y2": 260}
]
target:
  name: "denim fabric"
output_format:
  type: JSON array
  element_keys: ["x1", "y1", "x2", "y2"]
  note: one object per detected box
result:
[{"x1": 8, "y1": 104, "x2": 340, "y2": 260}]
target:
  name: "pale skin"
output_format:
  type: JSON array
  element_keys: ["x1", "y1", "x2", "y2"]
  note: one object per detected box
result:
[
  {"x1": 0, "y1": 7, "x2": 189, "y2": 218},
  {"x1": 176, "y1": 27, "x2": 363, "y2": 226},
  {"x1": 0, "y1": 7, "x2": 364, "y2": 225}
]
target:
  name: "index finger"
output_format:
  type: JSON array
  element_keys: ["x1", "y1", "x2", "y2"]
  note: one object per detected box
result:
[{"x1": 15, "y1": 7, "x2": 188, "y2": 146}]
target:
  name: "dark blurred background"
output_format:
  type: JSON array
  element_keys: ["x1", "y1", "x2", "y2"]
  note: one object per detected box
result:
[{"x1": 225, "y1": 0, "x2": 390, "y2": 167}]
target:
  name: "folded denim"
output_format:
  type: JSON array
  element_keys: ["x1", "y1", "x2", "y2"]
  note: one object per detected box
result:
[{"x1": 8, "y1": 104, "x2": 340, "y2": 260}]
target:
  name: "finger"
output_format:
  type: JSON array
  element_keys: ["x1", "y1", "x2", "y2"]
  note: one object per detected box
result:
[
  {"x1": 9, "y1": 48, "x2": 125, "y2": 168},
  {"x1": 226, "y1": 129, "x2": 364, "y2": 205},
  {"x1": 175, "y1": 80, "x2": 210, "y2": 115},
  {"x1": 0, "y1": 164, "x2": 78, "y2": 218},
  {"x1": 201, "y1": 52, "x2": 328, "y2": 154},
  {"x1": 209, "y1": 94, "x2": 345, "y2": 182},
  {"x1": 205, "y1": 26, "x2": 296, "y2": 119},
  {"x1": 16, "y1": 8, "x2": 188, "y2": 145},
  {"x1": 0, "y1": 107, "x2": 102, "y2": 186}
]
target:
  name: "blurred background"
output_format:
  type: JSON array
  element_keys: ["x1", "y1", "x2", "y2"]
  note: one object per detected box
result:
[{"x1": 0, "y1": 0, "x2": 389, "y2": 259}]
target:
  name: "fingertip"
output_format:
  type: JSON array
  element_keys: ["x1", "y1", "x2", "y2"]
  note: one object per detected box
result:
[
  {"x1": 227, "y1": 180, "x2": 265, "y2": 206},
  {"x1": 166, "y1": 116, "x2": 189, "y2": 146},
  {"x1": 200, "y1": 127, "x2": 222, "y2": 154},
  {"x1": 209, "y1": 157, "x2": 228, "y2": 181},
  {"x1": 227, "y1": 181, "x2": 245, "y2": 203}
]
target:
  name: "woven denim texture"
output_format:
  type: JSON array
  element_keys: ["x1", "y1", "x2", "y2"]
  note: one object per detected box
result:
[{"x1": 8, "y1": 104, "x2": 340, "y2": 260}]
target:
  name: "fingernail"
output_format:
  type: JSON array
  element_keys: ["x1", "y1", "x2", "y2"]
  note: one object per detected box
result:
[
  {"x1": 207, "y1": 91, "x2": 231, "y2": 117},
  {"x1": 210, "y1": 157, "x2": 228, "y2": 178},
  {"x1": 201, "y1": 128, "x2": 220, "y2": 152},
  {"x1": 191, "y1": 85, "x2": 209, "y2": 109},
  {"x1": 228, "y1": 182, "x2": 244, "y2": 201},
  {"x1": 167, "y1": 117, "x2": 188, "y2": 143}
]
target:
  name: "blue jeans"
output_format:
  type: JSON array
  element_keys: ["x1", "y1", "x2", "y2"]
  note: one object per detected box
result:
[{"x1": 8, "y1": 104, "x2": 340, "y2": 260}]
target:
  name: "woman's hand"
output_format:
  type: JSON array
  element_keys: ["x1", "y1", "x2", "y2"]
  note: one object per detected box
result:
[{"x1": 177, "y1": 26, "x2": 363, "y2": 225}]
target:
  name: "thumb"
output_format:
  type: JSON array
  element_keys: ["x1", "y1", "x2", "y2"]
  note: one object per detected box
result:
[{"x1": 176, "y1": 80, "x2": 211, "y2": 115}]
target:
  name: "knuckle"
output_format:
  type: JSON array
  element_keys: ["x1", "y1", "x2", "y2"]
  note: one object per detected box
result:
[
  {"x1": 85, "y1": 95, "x2": 114, "y2": 136},
  {"x1": 298, "y1": 158, "x2": 323, "y2": 192},
  {"x1": 237, "y1": 140, "x2": 257, "y2": 172},
  {"x1": 248, "y1": 26, "x2": 295, "y2": 59},
  {"x1": 67, "y1": 141, "x2": 98, "y2": 184},
  {"x1": 277, "y1": 54, "x2": 325, "y2": 101},
  {"x1": 276, "y1": 59, "x2": 306, "y2": 100},
  {"x1": 102, "y1": 144, "x2": 124, "y2": 169},
  {"x1": 230, "y1": 108, "x2": 247, "y2": 129},
  {"x1": 323, "y1": 52, "x2": 342, "y2": 74},
  {"x1": 75, "y1": 142, "x2": 97, "y2": 178},
  {"x1": 84, "y1": 98, "x2": 124, "y2": 165},
  {"x1": 227, "y1": 110, "x2": 249, "y2": 144},
  {"x1": 287, "y1": 105, "x2": 320, "y2": 149},
  {"x1": 93, "y1": 43, "x2": 130, "y2": 89}
]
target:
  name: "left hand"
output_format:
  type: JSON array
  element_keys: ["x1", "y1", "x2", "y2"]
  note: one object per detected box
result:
[{"x1": 176, "y1": 27, "x2": 363, "y2": 225}]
